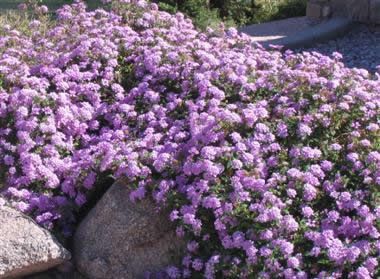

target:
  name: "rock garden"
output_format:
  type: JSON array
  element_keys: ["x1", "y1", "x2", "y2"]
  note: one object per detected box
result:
[{"x1": 0, "y1": 0, "x2": 379, "y2": 278}]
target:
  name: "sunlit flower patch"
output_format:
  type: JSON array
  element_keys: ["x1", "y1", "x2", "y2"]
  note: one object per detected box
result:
[{"x1": 0, "y1": 1, "x2": 379, "y2": 278}]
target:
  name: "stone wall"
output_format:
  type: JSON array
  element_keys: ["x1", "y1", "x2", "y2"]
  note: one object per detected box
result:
[{"x1": 307, "y1": 0, "x2": 380, "y2": 24}]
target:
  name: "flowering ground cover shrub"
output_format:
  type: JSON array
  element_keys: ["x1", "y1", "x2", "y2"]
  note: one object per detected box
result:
[
  {"x1": 0, "y1": 0, "x2": 379, "y2": 278},
  {"x1": 0, "y1": 0, "x2": 102, "y2": 11}
]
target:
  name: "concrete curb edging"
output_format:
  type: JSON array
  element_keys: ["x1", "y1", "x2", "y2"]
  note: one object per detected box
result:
[{"x1": 239, "y1": 17, "x2": 356, "y2": 50}]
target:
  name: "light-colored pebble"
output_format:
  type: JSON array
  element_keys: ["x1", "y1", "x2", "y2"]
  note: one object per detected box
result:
[{"x1": 298, "y1": 24, "x2": 380, "y2": 72}]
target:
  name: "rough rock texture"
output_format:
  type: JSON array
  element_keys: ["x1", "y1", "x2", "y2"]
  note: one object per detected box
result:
[
  {"x1": 74, "y1": 179, "x2": 185, "y2": 279},
  {"x1": 298, "y1": 24, "x2": 380, "y2": 73},
  {"x1": 308, "y1": 0, "x2": 380, "y2": 23},
  {"x1": 0, "y1": 205, "x2": 71, "y2": 278},
  {"x1": 23, "y1": 268, "x2": 87, "y2": 279},
  {"x1": 306, "y1": 0, "x2": 331, "y2": 19},
  {"x1": 328, "y1": 0, "x2": 345, "y2": 16},
  {"x1": 370, "y1": 0, "x2": 380, "y2": 23},
  {"x1": 21, "y1": 260, "x2": 88, "y2": 279},
  {"x1": 345, "y1": 0, "x2": 370, "y2": 22}
]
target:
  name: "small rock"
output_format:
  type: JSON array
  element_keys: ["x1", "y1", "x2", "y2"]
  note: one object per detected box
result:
[
  {"x1": 74, "y1": 179, "x2": 185, "y2": 279},
  {"x1": 23, "y1": 269, "x2": 87, "y2": 279},
  {"x1": 0, "y1": 205, "x2": 71, "y2": 278},
  {"x1": 298, "y1": 24, "x2": 380, "y2": 73},
  {"x1": 56, "y1": 261, "x2": 75, "y2": 274},
  {"x1": 370, "y1": 0, "x2": 380, "y2": 23},
  {"x1": 346, "y1": 0, "x2": 370, "y2": 22}
]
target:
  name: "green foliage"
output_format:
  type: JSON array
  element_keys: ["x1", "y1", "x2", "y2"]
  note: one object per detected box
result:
[
  {"x1": 155, "y1": 0, "x2": 307, "y2": 29},
  {"x1": 271, "y1": 0, "x2": 307, "y2": 20},
  {"x1": 212, "y1": 0, "x2": 260, "y2": 26},
  {"x1": 157, "y1": 0, "x2": 224, "y2": 30}
]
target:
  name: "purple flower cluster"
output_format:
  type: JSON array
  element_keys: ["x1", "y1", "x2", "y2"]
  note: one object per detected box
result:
[{"x1": 0, "y1": 0, "x2": 379, "y2": 278}]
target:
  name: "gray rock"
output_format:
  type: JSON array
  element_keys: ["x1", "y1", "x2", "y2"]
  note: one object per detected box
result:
[
  {"x1": 370, "y1": 0, "x2": 380, "y2": 23},
  {"x1": 0, "y1": 205, "x2": 71, "y2": 278},
  {"x1": 328, "y1": 0, "x2": 380, "y2": 23},
  {"x1": 74, "y1": 179, "x2": 185, "y2": 279},
  {"x1": 23, "y1": 268, "x2": 87, "y2": 279},
  {"x1": 329, "y1": 0, "x2": 347, "y2": 17},
  {"x1": 298, "y1": 23, "x2": 380, "y2": 73},
  {"x1": 347, "y1": 0, "x2": 370, "y2": 22}
]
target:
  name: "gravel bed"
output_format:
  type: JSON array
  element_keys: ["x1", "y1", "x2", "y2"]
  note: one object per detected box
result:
[{"x1": 297, "y1": 24, "x2": 380, "y2": 73}]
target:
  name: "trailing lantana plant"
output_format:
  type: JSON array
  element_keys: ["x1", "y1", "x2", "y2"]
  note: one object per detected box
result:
[{"x1": 0, "y1": 0, "x2": 379, "y2": 278}]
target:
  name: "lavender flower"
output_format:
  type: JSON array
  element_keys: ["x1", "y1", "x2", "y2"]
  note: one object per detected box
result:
[{"x1": 0, "y1": 0, "x2": 378, "y2": 277}]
